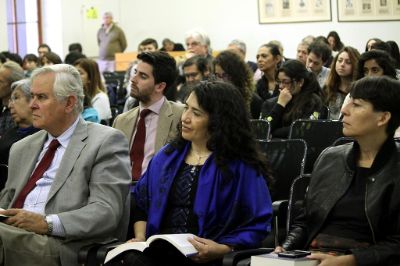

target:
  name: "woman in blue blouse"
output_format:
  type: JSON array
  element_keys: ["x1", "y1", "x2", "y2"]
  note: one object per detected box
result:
[{"x1": 110, "y1": 81, "x2": 273, "y2": 266}]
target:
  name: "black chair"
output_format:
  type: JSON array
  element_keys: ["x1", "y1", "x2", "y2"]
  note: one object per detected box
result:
[
  {"x1": 0, "y1": 164, "x2": 8, "y2": 191},
  {"x1": 250, "y1": 119, "x2": 270, "y2": 140},
  {"x1": 288, "y1": 119, "x2": 343, "y2": 173},
  {"x1": 258, "y1": 139, "x2": 307, "y2": 201},
  {"x1": 222, "y1": 174, "x2": 311, "y2": 266}
]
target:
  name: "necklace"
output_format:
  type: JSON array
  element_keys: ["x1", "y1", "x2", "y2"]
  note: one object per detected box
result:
[{"x1": 190, "y1": 149, "x2": 211, "y2": 174}]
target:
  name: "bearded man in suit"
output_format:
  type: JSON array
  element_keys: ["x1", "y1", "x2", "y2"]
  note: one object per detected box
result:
[
  {"x1": 113, "y1": 51, "x2": 184, "y2": 181},
  {"x1": 0, "y1": 64, "x2": 131, "y2": 266}
]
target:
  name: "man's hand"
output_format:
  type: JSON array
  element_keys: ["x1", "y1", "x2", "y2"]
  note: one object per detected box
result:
[
  {"x1": 1, "y1": 209, "x2": 48, "y2": 235},
  {"x1": 308, "y1": 253, "x2": 357, "y2": 266},
  {"x1": 188, "y1": 236, "x2": 232, "y2": 263}
]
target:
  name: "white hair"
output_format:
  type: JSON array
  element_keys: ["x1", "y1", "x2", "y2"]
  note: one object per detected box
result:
[
  {"x1": 31, "y1": 64, "x2": 84, "y2": 114},
  {"x1": 185, "y1": 28, "x2": 212, "y2": 55}
]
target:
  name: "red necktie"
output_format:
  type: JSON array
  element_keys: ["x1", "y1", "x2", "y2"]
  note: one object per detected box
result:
[
  {"x1": 13, "y1": 139, "x2": 60, "y2": 208},
  {"x1": 130, "y1": 109, "x2": 151, "y2": 180}
]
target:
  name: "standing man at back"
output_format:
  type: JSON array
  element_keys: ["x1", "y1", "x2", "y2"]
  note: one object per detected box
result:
[
  {"x1": 113, "y1": 51, "x2": 184, "y2": 182},
  {"x1": 97, "y1": 11, "x2": 127, "y2": 73}
]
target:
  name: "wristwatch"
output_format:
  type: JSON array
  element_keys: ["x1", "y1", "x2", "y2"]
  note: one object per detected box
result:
[{"x1": 45, "y1": 215, "x2": 53, "y2": 235}]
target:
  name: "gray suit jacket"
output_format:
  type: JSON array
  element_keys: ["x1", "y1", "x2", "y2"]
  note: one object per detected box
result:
[
  {"x1": 0, "y1": 118, "x2": 131, "y2": 266},
  {"x1": 113, "y1": 99, "x2": 184, "y2": 153}
]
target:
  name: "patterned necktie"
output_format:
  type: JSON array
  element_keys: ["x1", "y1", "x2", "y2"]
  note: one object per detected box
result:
[
  {"x1": 13, "y1": 139, "x2": 60, "y2": 208},
  {"x1": 130, "y1": 109, "x2": 151, "y2": 180}
]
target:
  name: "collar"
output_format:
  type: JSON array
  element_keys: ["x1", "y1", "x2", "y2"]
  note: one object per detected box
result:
[
  {"x1": 46, "y1": 117, "x2": 80, "y2": 149},
  {"x1": 347, "y1": 137, "x2": 396, "y2": 174},
  {"x1": 139, "y1": 96, "x2": 165, "y2": 115}
]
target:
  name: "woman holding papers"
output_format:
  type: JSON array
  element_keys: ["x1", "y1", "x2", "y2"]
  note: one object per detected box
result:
[
  {"x1": 275, "y1": 76, "x2": 400, "y2": 266},
  {"x1": 109, "y1": 81, "x2": 273, "y2": 265}
]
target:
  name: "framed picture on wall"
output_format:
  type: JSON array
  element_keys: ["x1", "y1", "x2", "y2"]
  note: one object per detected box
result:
[
  {"x1": 338, "y1": 0, "x2": 400, "y2": 21},
  {"x1": 258, "y1": 0, "x2": 332, "y2": 24}
]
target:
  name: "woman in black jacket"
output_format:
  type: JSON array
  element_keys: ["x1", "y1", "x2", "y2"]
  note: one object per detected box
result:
[
  {"x1": 260, "y1": 59, "x2": 324, "y2": 138},
  {"x1": 276, "y1": 76, "x2": 400, "y2": 266}
]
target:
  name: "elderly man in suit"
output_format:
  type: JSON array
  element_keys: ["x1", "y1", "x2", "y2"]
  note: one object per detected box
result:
[
  {"x1": 113, "y1": 51, "x2": 184, "y2": 182},
  {"x1": 0, "y1": 64, "x2": 131, "y2": 266}
]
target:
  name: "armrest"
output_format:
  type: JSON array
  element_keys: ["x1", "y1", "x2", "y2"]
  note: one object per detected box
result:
[
  {"x1": 222, "y1": 248, "x2": 273, "y2": 266},
  {"x1": 78, "y1": 238, "x2": 119, "y2": 266},
  {"x1": 96, "y1": 241, "x2": 125, "y2": 264}
]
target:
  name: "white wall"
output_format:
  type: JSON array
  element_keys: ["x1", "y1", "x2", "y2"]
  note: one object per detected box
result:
[
  {"x1": 58, "y1": 0, "x2": 400, "y2": 61},
  {"x1": 2, "y1": 0, "x2": 400, "y2": 61}
]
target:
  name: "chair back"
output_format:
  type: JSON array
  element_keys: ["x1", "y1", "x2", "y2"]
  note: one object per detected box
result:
[
  {"x1": 288, "y1": 119, "x2": 343, "y2": 173},
  {"x1": 286, "y1": 174, "x2": 311, "y2": 234},
  {"x1": 258, "y1": 139, "x2": 307, "y2": 201},
  {"x1": 0, "y1": 164, "x2": 8, "y2": 191},
  {"x1": 250, "y1": 119, "x2": 270, "y2": 140}
]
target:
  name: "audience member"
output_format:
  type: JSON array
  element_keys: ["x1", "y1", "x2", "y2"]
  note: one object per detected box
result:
[
  {"x1": 123, "y1": 38, "x2": 159, "y2": 109},
  {"x1": 160, "y1": 38, "x2": 185, "y2": 52},
  {"x1": 68, "y1": 42, "x2": 83, "y2": 53},
  {"x1": 255, "y1": 43, "x2": 281, "y2": 101},
  {"x1": 41, "y1": 51, "x2": 63, "y2": 66},
  {"x1": 327, "y1": 31, "x2": 344, "y2": 56},
  {"x1": 178, "y1": 55, "x2": 210, "y2": 103},
  {"x1": 307, "y1": 41, "x2": 332, "y2": 87},
  {"x1": 74, "y1": 58, "x2": 112, "y2": 122},
  {"x1": 0, "y1": 61, "x2": 24, "y2": 136},
  {"x1": 356, "y1": 50, "x2": 397, "y2": 80},
  {"x1": 261, "y1": 59, "x2": 323, "y2": 138},
  {"x1": 227, "y1": 39, "x2": 258, "y2": 73},
  {"x1": 64, "y1": 43, "x2": 86, "y2": 65},
  {"x1": 113, "y1": 51, "x2": 184, "y2": 181},
  {"x1": 81, "y1": 94, "x2": 100, "y2": 123},
  {"x1": 37, "y1": 43, "x2": 51, "y2": 64},
  {"x1": 386, "y1": 40, "x2": 400, "y2": 69},
  {"x1": 0, "y1": 79, "x2": 39, "y2": 189},
  {"x1": 323, "y1": 46, "x2": 360, "y2": 119},
  {"x1": 108, "y1": 81, "x2": 273, "y2": 266},
  {"x1": 296, "y1": 40, "x2": 311, "y2": 66},
  {"x1": 0, "y1": 52, "x2": 23, "y2": 66},
  {"x1": 0, "y1": 64, "x2": 131, "y2": 265},
  {"x1": 139, "y1": 38, "x2": 159, "y2": 53},
  {"x1": 97, "y1": 11, "x2": 127, "y2": 73},
  {"x1": 213, "y1": 50, "x2": 262, "y2": 119},
  {"x1": 364, "y1": 37, "x2": 383, "y2": 52},
  {"x1": 275, "y1": 76, "x2": 400, "y2": 266},
  {"x1": 184, "y1": 28, "x2": 213, "y2": 68},
  {"x1": 182, "y1": 55, "x2": 210, "y2": 86},
  {"x1": 22, "y1": 53, "x2": 39, "y2": 77}
]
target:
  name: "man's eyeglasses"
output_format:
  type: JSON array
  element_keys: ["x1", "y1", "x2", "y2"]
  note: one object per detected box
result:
[{"x1": 276, "y1": 79, "x2": 293, "y2": 86}]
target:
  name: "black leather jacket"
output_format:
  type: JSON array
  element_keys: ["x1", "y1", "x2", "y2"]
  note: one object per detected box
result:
[{"x1": 282, "y1": 139, "x2": 400, "y2": 266}]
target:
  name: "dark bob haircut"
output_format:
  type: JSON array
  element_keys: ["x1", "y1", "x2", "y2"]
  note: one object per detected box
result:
[{"x1": 350, "y1": 76, "x2": 400, "y2": 135}]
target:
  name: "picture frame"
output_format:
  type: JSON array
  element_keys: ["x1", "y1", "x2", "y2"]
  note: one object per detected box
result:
[
  {"x1": 337, "y1": 0, "x2": 400, "y2": 22},
  {"x1": 258, "y1": 0, "x2": 332, "y2": 24}
]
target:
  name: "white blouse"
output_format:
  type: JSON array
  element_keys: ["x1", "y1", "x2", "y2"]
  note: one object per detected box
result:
[{"x1": 92, "y1": 92, "x2": 112, "y2": 120}]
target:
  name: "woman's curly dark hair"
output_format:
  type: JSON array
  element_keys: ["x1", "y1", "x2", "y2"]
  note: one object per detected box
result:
[
  {"x1": 167, "y1": 81, "x2": 272, "y2": 182},
  {"x1": 213, "y1": 50, "x2": 254, "y2": 110}
]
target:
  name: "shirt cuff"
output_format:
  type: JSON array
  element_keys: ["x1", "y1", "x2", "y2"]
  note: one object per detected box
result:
[{"x1": 50, "y1": 214, "x2": 66, "y2": 237}]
